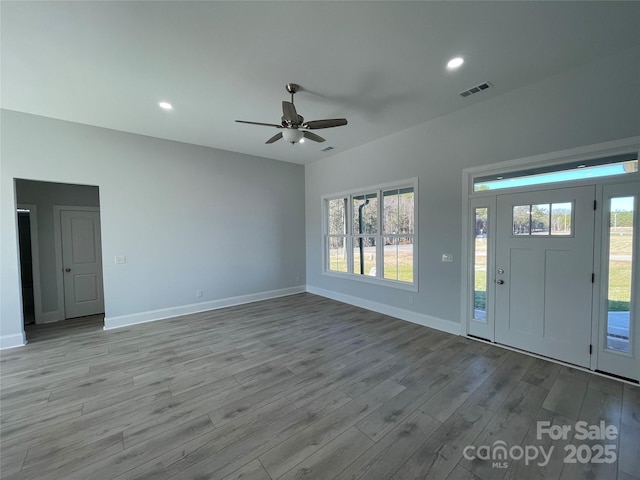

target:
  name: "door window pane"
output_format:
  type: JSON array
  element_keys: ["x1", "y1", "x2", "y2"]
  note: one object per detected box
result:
[
  {"x1": 474, "y1": 208, "x2": 488, "y2": 321},
  {"x1": 513, "y1": 205, "x2": 531, "y2": 235},
  {"x1": 606, "y1": 196, "x2": 634, "y2": 353},
  {"x1": 531, "y1": 204, "x2": 550, "y2": 235},
  {"x1": 551, "y1": 203, "x2": 572, "y2": 235},
  {"x1": 513, "y1": 203, "x2": 572, "y2": 236}
]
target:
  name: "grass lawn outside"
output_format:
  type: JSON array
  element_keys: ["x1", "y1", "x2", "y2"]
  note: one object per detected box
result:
[
  {"x1": 328, "y1": 245, "x2": 413, "y2": 282},
  {"x1": 330, "y1": 232, "x2": 633, "y2": 312},
  {"x1": 473, "y1": 233, "x2": 633, "y2": 311},
  {"x1": 607, "y1": 230, "x2": 633, "y2": 311}
]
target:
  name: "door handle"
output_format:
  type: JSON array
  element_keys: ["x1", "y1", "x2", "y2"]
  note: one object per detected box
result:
[
  {"x1": 64, "y1": 268, "x2": 71, "y2": 272},
  {"x1": 496, "y1": 279, "x2": 504, "y2": 285}
]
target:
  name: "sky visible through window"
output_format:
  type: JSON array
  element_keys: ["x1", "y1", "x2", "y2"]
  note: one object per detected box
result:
[
  {"x1": 475, "y1": 161, "x2": 637, "y2": 199},
  {"x1": 611, "y1": 196, "x2": 634, "y2": 212}
]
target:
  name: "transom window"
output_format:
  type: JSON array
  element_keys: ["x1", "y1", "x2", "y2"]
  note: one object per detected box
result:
[
  {"x1": 324, "y1": 181, "x2": 416, "y2": 287},
  {"x1": 474, "y1": 153, "x2": 637, "y2": 192}
]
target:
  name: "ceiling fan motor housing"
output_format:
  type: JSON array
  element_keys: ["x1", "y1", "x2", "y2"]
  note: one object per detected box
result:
[
  {"x1": 281, "y1": 115, "x2": 305, "y2": 127},
  {"x1": 282, "y1": 128, "x2": 304, "y2": 144}
]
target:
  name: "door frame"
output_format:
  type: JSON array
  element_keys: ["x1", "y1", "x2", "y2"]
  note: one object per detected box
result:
[
  {"x1": 53, "y1": 205, "x2": 104, "y2": 320},
  {"x1": 461, "y1": 137, "x2": 640, "y2": 374}
]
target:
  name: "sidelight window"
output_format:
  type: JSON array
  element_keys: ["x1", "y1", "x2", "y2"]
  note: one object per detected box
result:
[
  {"x1": 605, "y1": 196, "x2": 635, "y2": 353},
  {"x1": 473, "y1": 207, "x2": 488, "y2": 322}
]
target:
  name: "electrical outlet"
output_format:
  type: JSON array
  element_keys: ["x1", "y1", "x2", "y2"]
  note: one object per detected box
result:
[
  {"x1": 115, "y1": 256, "x2": 126, "y2": 264},
  {"x1": 296, "y1": 276, "x2": 301, "y2": 282},
  {"x1": 196, "y1": 290, "x2": 203, "y2": 298},
  {"x1": 442, "y1": 253, "x2": 454, "y2": 263}
]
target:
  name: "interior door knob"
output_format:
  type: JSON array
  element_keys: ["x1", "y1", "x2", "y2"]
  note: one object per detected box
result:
[
  {"x1": 64, "y1": 268, "x2": 71, "y2": 272},
  {"x1": 496, "y1": 279, "x2": 504, "y2": 285}
]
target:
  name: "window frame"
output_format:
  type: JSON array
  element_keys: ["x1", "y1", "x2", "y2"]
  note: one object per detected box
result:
[{"x1": 322, "y1": 178, "x2": 418, "y2": 291}]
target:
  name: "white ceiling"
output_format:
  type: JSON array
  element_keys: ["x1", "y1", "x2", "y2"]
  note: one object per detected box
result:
[{"x1": 2, "y1": 1, "x2": 639, "y2": 165}]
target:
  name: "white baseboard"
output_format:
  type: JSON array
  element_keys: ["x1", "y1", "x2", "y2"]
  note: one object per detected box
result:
[
  {"x1": 0, "y1": 332, "x2": 27, "y2": 349},
  {"x1": 306, "y1": 286, "x2": 461, "y2": 336},
  {"x1": 103, "y1": 286, "x2": 306, "y2": 330}
]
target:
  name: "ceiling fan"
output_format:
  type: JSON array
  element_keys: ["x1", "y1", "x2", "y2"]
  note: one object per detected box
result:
[{"x1": 235, "y1": 83, "x2": 348, "y2": 144}]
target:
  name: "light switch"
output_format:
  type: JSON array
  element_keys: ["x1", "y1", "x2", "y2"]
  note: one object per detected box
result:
[
  {"x1": 442, "y1": 253, "x2": 454, "y2": 263},
  {"x1": 115, "y1": 256, "x2": 126, "y2": 264}
]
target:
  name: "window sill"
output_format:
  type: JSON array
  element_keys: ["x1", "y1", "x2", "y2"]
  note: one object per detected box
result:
[{"x1": 322, "y1": 270, "x2": 418, "y2": 292}]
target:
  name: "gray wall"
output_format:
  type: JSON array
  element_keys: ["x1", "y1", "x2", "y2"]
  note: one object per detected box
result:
[
  {"x1": 16, "y1": 180, "x2": 100, "y2": 315},
  {"x1": 1, "y1": 112, "x2": 306, "y2": 343},
  {"x1": 305, "y1": 47, "x2": 640, "y2": 327}
]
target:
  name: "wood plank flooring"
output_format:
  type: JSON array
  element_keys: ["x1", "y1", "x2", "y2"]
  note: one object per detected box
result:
[{"x1": 1, "y1": 293, "x2": 638, "y2": 480}]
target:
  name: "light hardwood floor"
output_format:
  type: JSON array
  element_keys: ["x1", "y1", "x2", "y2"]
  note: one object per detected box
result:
[{"x1": 1, "y1": 293, "x2": 638, "y2": 480}]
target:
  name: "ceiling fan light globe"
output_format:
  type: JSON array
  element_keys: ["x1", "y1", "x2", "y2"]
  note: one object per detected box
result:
[{"x1": 282, "y1": 128, "x2": 304, "y2": 144}]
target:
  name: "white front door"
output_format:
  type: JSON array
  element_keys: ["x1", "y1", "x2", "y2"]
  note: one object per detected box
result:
[
  {"x1": 61, "y1": 210, "x2": 105, "y2": 319},
  {"x1": 495, "y1": 186, "x2": 595, "y2": 367}
]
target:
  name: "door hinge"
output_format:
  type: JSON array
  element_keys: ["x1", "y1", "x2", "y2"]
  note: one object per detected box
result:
[
  {"x1": 589, "y1": 344, "x2": 593, "y2": 355},
  {"x1": 592, "y1": 273, "x2": 595, "y2": 283},
  {"x1": 594, "y1": 200, "x2": 597, "y2": 211}
]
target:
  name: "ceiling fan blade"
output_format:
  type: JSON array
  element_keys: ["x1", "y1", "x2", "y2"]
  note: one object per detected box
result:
[
  {"x1": 302, "y1": 131, "x2": 325, "y2": 143},
  {"x1": 236, "y1": 120, "x2": 282, "y2": 128},
  {"x1": 303, "y1": 118, "x2": 348, "y2": 129},
  {"x1": 282, "y1": 101, "x2": 299, "y2": 125},
  {"x1": 265, "y1": 132, "x2": 283, "y2": 144}
]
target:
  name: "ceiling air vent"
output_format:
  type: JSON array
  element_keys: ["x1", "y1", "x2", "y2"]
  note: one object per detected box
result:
[
  {"x1": 460, "y1": 82, "x2": 491, "y2": 98},
  {"x1": 321, "y1": 146, "x2": 335, "y2": 152}
]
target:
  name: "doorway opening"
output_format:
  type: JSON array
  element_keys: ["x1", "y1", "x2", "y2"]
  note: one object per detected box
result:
[
  {"x1": 17, "y1": 208, "x2": 35, "y2": 325},
  {"x1": 15, "y1": 179, "x2": 104, "y2": 337}
]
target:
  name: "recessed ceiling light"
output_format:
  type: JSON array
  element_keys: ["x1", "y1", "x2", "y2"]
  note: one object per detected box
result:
[
  {"x1": 299, "y1": 138, "x2": 305, "y2": 144},
  {"x1": 158, "y1": 102, "x2": 173, "y2": 110},
  {"x1": 447, "y1": 57, "x2": 464, "y2": 71}
]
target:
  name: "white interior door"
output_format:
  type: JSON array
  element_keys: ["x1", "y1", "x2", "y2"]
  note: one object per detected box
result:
[
  {"x1": 495, "y1": 186, "x2": 595, "y2": 367},
  {"x1": 597, "y1": 182, "x2": 640, "y2": 382},
  {"x1": 61, "y1": 210, "x2": 105, "y2": 319}
]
